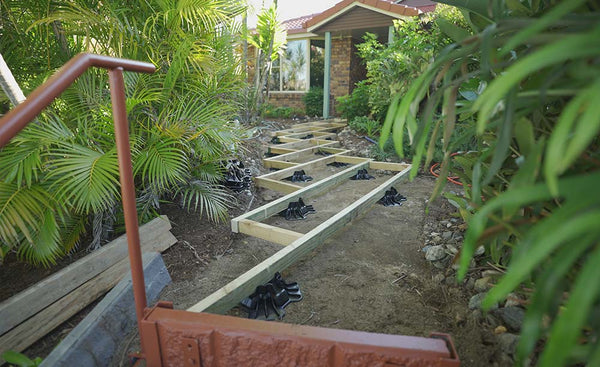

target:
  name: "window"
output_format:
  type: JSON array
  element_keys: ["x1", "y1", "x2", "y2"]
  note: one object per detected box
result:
[{"x1": 269, "y1": 39, "x2": 309, "y2": 92}]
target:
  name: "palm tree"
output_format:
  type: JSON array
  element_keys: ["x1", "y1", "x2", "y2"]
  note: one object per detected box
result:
[{"x1": 0, "y1": 0, "x2": 247, "y2": 265}]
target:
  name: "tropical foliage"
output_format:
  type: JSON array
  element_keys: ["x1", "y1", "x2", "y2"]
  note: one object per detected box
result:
[
  {"x1": 246, "y1": 3, "x2": 286, "y2": 113},
  {"x1": 356, "y1": 5, "x2": 467, "y2": 122},
  {"x1": 381, "y1": 0, "x2": 600, "y2": 365},
  {"x1": 0, "y1": 0, "x2": 246, "y2": 266}
]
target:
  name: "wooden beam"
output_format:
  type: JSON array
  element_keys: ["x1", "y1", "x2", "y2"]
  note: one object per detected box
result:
[
  {"x1": 262, "y1": 160, "x2": 299, "y2": 169},
  {"x1": 267, "y1": 146, "x2": 297, "y2": 155},
  {"x1": 189, "y1": 165, "x2": 412, "y2": 314},
  {"x1": 276, "y1": 136, "x2": 302, "y2": 143},
  {"x1": 0, "y1": 216, "x2": 173, "y2": 336},
  {"x1": 254, "y1": 177, "x2": 302, "y2": 194},
  {"x1": 232, "y1": 161, "x2": 370, "y2": 232},
  {"x1": 369, "y1": 161, "x2": 410, "y2": 172},
  {"x1": 335, "y1": 155, "x2": 371, "y2": 164},
  {"x1": 258, "y1": 155, "x2": 338, "y2": 181},
  {"x1": 263, "y1": 144, "x2": 343, "y2": 165},
  {"x1": 238, "y1": 219, "x2": 303, "y2": 246},
  {"x1": 0, "y1": 226, "x2": 177, "y2": 354}
]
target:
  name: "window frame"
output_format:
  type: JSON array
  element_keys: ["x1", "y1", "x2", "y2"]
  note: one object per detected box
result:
[{"x1": 270, "y1": 38, "x2": 311, "y2": 93}]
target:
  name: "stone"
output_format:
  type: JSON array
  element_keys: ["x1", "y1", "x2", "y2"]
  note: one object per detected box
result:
[
  {"x1": 474, "y1": 276, "x2": 491, "y2": 292},
  {"x1": 425, "y1": 245, "x2": 447, "y2": 261},
  {"x1": 494, "y1": 306, "x2": 525, "y2": 332},
  {"x1": 442, "y1": 231, "x2": 453, "y2": 240},
  {"x1": 432, "y1": 235, "x2": 442, "y2": 243},
  {"x1": 494, "y1": 325, "x2": 507, "y2": 334},
  {"x1": 433, "y1": 273, "x2": 445, "y2": 283},
  {"x1": 262, "y1": 194, "x2": 273, "y2": 201},
  {"x1": 504, "y1": 293, "x2": 521, "y2": 307},
  {"x1": 496, "y1": 333, "x2": 519, "y2": 356},
  {"x1": 469, "y1": 292, "x2": 498, "y2": 310},
  {"x1": 446, "y1": 245, "x2": 458, "y2": 255},
  {"x1": 474, "y1": 245, "x2": 485, "y2": 256},
  {"x1": 466, "y1": 277, "x2": 475, "y2": 290}
]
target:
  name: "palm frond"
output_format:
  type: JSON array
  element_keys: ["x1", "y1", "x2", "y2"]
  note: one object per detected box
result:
[{"x1": 177, "y1": 180, "x2": 232, "y2": 222}]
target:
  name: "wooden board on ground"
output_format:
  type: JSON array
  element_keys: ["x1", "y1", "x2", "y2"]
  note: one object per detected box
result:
[
  {"x1": 188, "y1": 165, "x2": 411, "y2": 314},
  {"x1": 0, "y1": 215, "x2": 175, "y2": 337},
  {"x1": 0, "y1": 217, "x2": 177, "y2": 358}
]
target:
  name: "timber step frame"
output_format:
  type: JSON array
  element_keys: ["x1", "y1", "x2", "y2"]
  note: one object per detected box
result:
[{"x1": 187, "y1": 120, "x2": 410, "y2": 314}]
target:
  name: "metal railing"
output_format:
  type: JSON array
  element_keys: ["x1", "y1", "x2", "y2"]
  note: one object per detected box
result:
[{"x1": 0, "y1": 53, "x2": 155, "y2": 353}]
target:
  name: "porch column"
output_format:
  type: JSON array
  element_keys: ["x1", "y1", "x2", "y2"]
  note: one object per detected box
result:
[
  {"x1": 323, "y1": 31, "x2": 331, "y2": 119},
  {"x1": 388, "y1": 25, "x2": 395, "y2": 44}
]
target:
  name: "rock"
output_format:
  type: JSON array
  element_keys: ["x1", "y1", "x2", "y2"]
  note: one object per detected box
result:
[
  {"x1": 504, "y1": 293, "x2": 521, "y2": 307},
  {"x1": 469, "y1": 292, "x2": 498, "y2": 310},
  {"x1": 432, "y1": 235, "x2": 442, "y2": 243},
  {"x1": 425, "y1": 245, "x2": 447, "y2": 261},
  {"x1": 483, "y1": 270, "x2": 502, "y2": 278},
  {"x1": 466, "y1": 277, "x2": 475, "y2": 290},
  {"x1": 494, "y1": 307, "x2": 525, "y2": 332},
  {"x1": 474, "y1": 245, "x2": 485, "y2": 256},
  {"x1": 446, "y1": 245, "x2": 458, "y2": 255},
  {"x1": 430, "y1": 232, "x2": 440, "y2": 237},
  {"x1": 433, "y1": 273, "x2": 445, "y2": 283},
  {"x1": 440, "y1": 220, "x2": 450, "y2": 227},
  {"x1": 446, "y1": 222, "x2": 452, "y2": 228},
  {"x1": 474, "y1": 276, "x2": 491, "y2": 292},
  {"x1": 442, "y1": 231, "x2": 453, "y2": 240},
  {"x1": 262, "y1": 194, "x2": 273, "y2": 201},
  {"x1": 453, "y1": 235, "x2": 464, "y2": 242},
  {"x1": 432, "y1": 258, "x2": 449, "y2": 269},
  {"x1": 496, "y1": 333, "x2": 519, "y2": 356},
  {"x1": 494, "y1": 325, "x2": 507, "y2": 334}
]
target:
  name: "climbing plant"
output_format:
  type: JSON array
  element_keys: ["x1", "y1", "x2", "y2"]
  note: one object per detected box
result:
[{"x1": 381, "y1": 0, "x2": 600, "y2": 365}]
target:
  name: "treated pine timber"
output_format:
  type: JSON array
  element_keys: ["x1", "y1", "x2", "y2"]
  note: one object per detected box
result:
[
  {"x1": 263, "y1": 160, "x2": 300, "y2": 169},
  {"x1": 254, "y1": 177, "x2": 302, "y2": 194},
  {"x1": 276, "y1": 136, "x2": 303, "y2": 143},
  {"x1": 335, "y1": 155, "x2": 372, "y2": 165},
  {"x1": 370, "y1": 161, "x2": 410, "y2": 171},
  {"x1": 232, "y1": 161, "x2": 371, "y2": 232},
  {"x1": 238, "y1": 219, "x2": 303, "y2": 246},
  {"x1": 257, "y1": 155, "x2": 339, "y2": 181},
  {"x1": 266, "y1": 146, "x2": 297, "y2": 155},
  {"x1": 189, "y1": 164, "x2": 412, "y2": 314},
  {"x1": 0, "y1": 222, "x2": 177, "y2": 356},
  {"x1": 0, "y1": 215, "x2": 173, "y2": 336},
  {"x1": 275, "y1": 138, "x2": 339, "y2": 151},
  {"x1": 263, "y1": 145, "x2": 347, "y2": 166}
]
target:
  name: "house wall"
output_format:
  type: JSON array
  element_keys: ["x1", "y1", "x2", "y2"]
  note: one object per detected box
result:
[
  {"x1": 268, "y1": 93, "x2": 305, "y2": 110},
  {"x1": 329, "y1": 36, "x2": 353, "y2": 115}
]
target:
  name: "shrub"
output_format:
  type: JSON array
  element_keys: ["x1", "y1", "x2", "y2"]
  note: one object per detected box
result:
[
  {"x1": 349, "y1": 116, "x2": 381, "y2": 137},
  {"x1": 302, "y1": 87, "x2": 323, "y2": 117},
  {"x1": 382, "y1": 0, "x2": 600, "y2": 364},
  {"x1": 261, "y1": 106, "x2": 304, "y2": 119},
  {"x1": 335, "y1": 81, "x2": 370, "y2": 121}
]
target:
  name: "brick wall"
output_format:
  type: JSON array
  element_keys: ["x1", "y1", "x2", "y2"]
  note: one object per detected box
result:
[
  {"x1": 350, "y1": 38, "x2": 367, "y2": 93},
  {"x1": 267, "y1": 93, "x2": 306, "y2": 111},
  {"x1": 330, "y1": 36, "x2": 353, "y2": 114}
]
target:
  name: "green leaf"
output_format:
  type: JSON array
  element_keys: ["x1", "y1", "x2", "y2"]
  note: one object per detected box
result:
[
  {"x1": 516, "y1": 235, "x2": 591, "y2": 363},
  {"x1": 1, "y1": 350, "x2": 37, "y2": 367},
  {"x1": 538, "y1": 246, "x2": 600, "y2": 367},
  {"x1": 513, "y1": 117, "x2": 534, "y2": 157},
  {"x1": 436, "y1": 17, "x2": 472, "y2": 43},
  {"x1": 379, "y1": 93, "x2": 400, "y2": 150},
  {"x1": 474, "y1": 27, "x2": 600, "y2": 133}
]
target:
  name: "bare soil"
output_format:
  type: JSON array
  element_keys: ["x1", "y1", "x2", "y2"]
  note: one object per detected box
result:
[{"x1": 2, "y1": 119, "x2": 505, "y2": 366}]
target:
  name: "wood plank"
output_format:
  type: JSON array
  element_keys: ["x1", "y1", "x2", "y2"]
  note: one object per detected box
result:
[
  {"x1": 254, "y1": 177, "x2": 302, "y2": 194},
  {"x1": 262, "y1": 160, "x2": 299, "y2": 169},
  {"x1": 189, "y1": 165, "x2": 412, "y2": 314},
  {"x1": 0, "y1": 228, "x2": 177, "y2": 355},
  {"x1": 335, "y1": 155, "x2": 371, "y2": 164},
  {"x1": 231, "y1": 161, "x2": 370, "y2": 232},
  {"x1": 266, "y1": 146, "x2": 297, "y2": 155},
  {"x1": 263, "y1": 144, "x2": 343, "y2": 164},
  {"x1": 258, "y1": 155, "x2": 338, "y2": 181},
  {"x1": 0, "y1": 215, "x2": 172, "y2": 336},
  {"x1": 276, "y1": 136, "x2": 302, "y2": 143},
  {"x1": 238, "y1": 219, "x2": 303, "y2": 246},
  {"x1": 369, "y1": 161, "x2": 410, "y2": 172}
]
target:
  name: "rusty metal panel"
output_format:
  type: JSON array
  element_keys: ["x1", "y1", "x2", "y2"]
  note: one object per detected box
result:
[{"x1": 141, "y1": 305, "x2": 460, "y2": 367}]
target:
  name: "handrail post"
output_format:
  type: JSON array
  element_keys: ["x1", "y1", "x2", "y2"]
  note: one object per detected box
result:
[{"x1": 108, "y1": 67, "x2": 147, "y2": 351}]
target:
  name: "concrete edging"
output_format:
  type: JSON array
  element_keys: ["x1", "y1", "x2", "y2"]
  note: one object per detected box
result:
[{"x1": 40, "y1": 252, "x2": 171, "y2": 367}]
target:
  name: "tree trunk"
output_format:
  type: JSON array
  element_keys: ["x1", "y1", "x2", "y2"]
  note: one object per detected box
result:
[{"x1": 0, "y1": 52, "x2": 26, "y2": 106}]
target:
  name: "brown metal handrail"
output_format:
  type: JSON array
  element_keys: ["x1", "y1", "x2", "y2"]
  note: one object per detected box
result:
[{"x1": 0, "y1": 53, "x2": 155, "y2": 353}]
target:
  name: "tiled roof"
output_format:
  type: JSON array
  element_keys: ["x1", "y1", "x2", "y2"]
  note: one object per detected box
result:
[
  {"x1": 280, "y1": 0, "x2": 437, "y2": 34},
  {"x1": 282, "y1": 14, "x2": 318, "y2": 34},
  {"x1": 304, "y1": 0, "x2": 437, "y2": 30}
]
